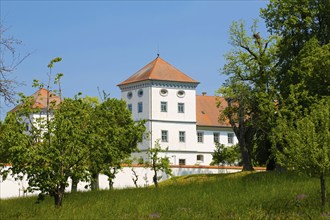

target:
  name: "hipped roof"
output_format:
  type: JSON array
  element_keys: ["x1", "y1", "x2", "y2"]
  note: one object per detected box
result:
[
  {"x1": 118, "y1": 57, "x2": 199, "y2": 86},
  {"x1": 10, "y1": 88, "x2": 61, "y2": 112},
  {"x1": 196, "y1": 95, "x2": 230, "y2": 127}
]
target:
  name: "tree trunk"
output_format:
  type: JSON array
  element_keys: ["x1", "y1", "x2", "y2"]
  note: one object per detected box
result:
[
  {"x1": 320, "y1": 172, "x2": 326, "y2": 210},
  {"x1": 153, "y1": 168, "x2": 158, "y2": 188},
  {"x1": 71, "y1": 177, "x2": 78, "y2": 193},
  {"x1": 109, "y1": 179, "x2": 114, "y2": 190},
  {"x1": 54, "y1": 184, "x2": 66, "y2": 208},
  {"x1": 240, "y1": 142, "x2": 254, "y2": 171},
  {"x1": 91, "y1": 172, "x2": 99, "y2": 190},
  {"x1": 238, "y1": 102, "x2": 254, "y2": 171}
]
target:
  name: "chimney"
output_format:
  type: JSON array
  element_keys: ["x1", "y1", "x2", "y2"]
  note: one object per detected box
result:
[{"x1": 202, "y1": 92, "x2": 207, "y2": 96}]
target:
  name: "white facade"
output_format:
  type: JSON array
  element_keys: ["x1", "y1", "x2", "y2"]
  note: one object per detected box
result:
[{"x1": 118, "y1": 58, "x2": 237, "y2": 165}]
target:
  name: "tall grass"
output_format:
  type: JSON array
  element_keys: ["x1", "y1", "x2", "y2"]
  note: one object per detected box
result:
[{"x1": 0, "y1": 171, "x2": 328, "y2": 219}]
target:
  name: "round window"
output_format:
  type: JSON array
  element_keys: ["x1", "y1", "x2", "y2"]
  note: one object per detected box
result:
[
  {"x1": 160, "y1": 89, "x2": 168, "y2": 97},
  {"x1": 138, "y1": 89, "x2": 144, "y2": 97},
  {"x1": 127, "y1": 92, "x2": 133, "y2": 99},
  {"x1": 177, "y1": 90, "x2": 185, "y2": 98}
]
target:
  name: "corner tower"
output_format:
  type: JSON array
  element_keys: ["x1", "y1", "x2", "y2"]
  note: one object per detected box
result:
[{"x1": 117, "y1": 56, "x2": 200, "y2": 164}]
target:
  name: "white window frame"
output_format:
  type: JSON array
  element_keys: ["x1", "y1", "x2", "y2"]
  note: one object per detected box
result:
[
  {"x1": 138, "y1": 102, "x2": 143, "y2": 113},
  {"x1": 179, "y1": 159, "x2": 186, "y2": 165},
  {"x1": 128, "y1": 104, "x2": 132, "y2": 112},
  {"x1": 197, "y1": 155, "x2": 204, "y2": 162},
  {"x1": 197, "y1": 132, "x2": 204, "y2": 143},
  {"x1": 161, "y1": 101, "x2": 167, "y2": 112},
  {"x1": 228, "y1": 133, "x2": 234, "y2": 144},
  {"x1": 178, "y1": 103, "x2": 185, "y2": 113},
  {"x1": 179, "y1": 131, "x2": 185, "y2": 143},
  {"x1": 213, "y1": 132, "x2": 220, "y2": 143},
  {"x1": 161, "y1": 130, "x2": 168, "y2": 142}
]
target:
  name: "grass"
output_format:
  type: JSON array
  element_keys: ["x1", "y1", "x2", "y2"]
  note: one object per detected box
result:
[{"x1": 1, "y1": 171, "x2": 329, "y2": 219}]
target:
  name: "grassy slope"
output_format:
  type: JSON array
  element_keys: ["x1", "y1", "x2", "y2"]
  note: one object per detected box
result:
[{"x1": 0, "y1": 171, "x2": 328, "y2": 219}]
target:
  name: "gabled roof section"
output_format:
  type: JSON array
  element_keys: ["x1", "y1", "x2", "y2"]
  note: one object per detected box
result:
[
  {"x1": 117, "y1": 56, "x2": 199, "y2": 86},
  {"x1": 196, "y1": 95, "x2": 230, "y2": 127},
  {"x1": 10, "y1": 88, "x2": 61, "y2": 112}
]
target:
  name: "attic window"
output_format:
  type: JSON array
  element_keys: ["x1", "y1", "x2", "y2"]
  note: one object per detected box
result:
[
  {"x1": 160, "y1": 89, "x2": 168, "y2": 97},
  {"x1": 127, "y1": 92, "x2": 133, "y2": 99},
  {"x1": 177, "y1": 90, "x2": 185, "y2": 98},
  {"x1": 138, "y1": 89, "x2": 144, "y2": 97}
]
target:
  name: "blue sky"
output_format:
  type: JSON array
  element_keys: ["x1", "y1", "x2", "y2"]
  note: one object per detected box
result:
[{"x1": 1, "y1": 0, "x2": 268, "y2": 118}]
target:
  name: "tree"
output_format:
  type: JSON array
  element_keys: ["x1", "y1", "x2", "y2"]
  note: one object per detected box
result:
[
  {"x1": 0, "y1": 24, "x2": 30, "y2": 104},
  {"x1": 146, "y1": 140, "x2": 172, "y2": 188},
  {"x1": 211, "y1": 143, "x2": 240, "y2": 166},
  {"x1": 1, "y1": 95, "x2": 93, "y2": 207},
  {"x1": 88, "y1": 98, "x2": 146, "y2": 190},
  {"x1": 218, "y1": 20, "x2": 278, "y2": 170},
  {"x1": 0, "y1": 58, "x2": 95, "y2": 207},
  {"x1": 261, "y1": 0, "x2": 330, "y2": 101},
  {"x1": 272, "y1": 97, "x2": 330, "y2": 210}
]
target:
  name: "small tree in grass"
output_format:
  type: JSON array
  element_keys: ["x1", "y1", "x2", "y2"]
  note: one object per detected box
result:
[
  {"x1": 211, "y1": 143, "x2": 241, "y2": 166},
  {"x1": 146, "y1": 140, "x2": 172, "y2": 188},
  {"x1": 273, "y1": 97, "x2": 330, "y2": 210}
]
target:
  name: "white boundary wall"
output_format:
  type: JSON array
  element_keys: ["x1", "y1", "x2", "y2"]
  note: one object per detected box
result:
[{"x1": 0, "y1": 165, "x2": 264, "y2": 199}]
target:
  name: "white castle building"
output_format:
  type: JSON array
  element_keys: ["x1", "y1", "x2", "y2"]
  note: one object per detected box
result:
[{"x1": 118, "y1": 56, "x2": 237, "y2": 166}]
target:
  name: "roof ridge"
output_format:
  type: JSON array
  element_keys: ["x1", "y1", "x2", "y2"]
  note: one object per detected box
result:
[{"x1": 148, "y1": 56, "x2": 160, "y2": 80}]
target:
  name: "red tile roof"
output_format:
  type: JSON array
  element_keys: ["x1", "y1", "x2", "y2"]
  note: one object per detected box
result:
[
  {"x1": 10, "y1": 88, "x2": 61, "y2": 112},
  {"x1": 118, "y1": 57, "x2": 199, "y2": 86},
  {"x1": 196, "y1": 95, "x2": 230, "y2": 127}
]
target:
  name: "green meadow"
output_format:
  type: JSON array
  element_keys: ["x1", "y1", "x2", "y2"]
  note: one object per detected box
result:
[{"x1": 1, "y1": 171, "x2": 328, "y2": 219}]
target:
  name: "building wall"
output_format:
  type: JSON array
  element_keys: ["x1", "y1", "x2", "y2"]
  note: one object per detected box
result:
[
  {"x1": 119, "y1": 80, "x2": 238, "y2": 166},
  {"x1": 1, "y1": 165, "x2": 252, "y2": 199}
]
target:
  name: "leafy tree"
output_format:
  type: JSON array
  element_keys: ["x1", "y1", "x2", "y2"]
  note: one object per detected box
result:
[
  {"x1": 146, "y1": 140, "x2": 172, "y2": 188},
  {"x1": 0, "y1": 58, "x2": 95, "y2": 207},
  {"x1": 272, "y1": 97, "x2": 330, "y2": 209},
  {"x1": 88, "y1": 98, "x2": 146, "y2": 190},
  {"x1": 1, "y1": 95, "x2": 93, "y2": 207},
  {"x1": 218, "y1": 20, "x2": 278, "y2": 170},
  {"x1": 211, "y1": 143, "x2": 240, "y2": 166},
  {"x1": 261, "y1": 0, "x2": 330, "y2": 101},
  {"x1": 0, "y1": 24, "x2": 30, "y2": 104}
]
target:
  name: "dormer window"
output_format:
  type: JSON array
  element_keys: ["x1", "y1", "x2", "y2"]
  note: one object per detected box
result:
[
  {"x1": 127, "y1": 92, "x2": 133, "y2": 99},
  {"x1": 177, "y1": 90, "x2": 185, "y2": 98},
  {"x1": 160, "y1": 89, "x2": 168, "y2": 97},
  {"x1": 138, "y1": 89, "x2": 144, "y2": 97}
]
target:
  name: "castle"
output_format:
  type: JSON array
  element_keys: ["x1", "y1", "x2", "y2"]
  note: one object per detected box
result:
[{"x1": 117, "y1": 56, "x2": 237, "y2": 165}]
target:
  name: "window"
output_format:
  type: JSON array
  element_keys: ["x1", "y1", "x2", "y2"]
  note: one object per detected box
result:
[
  {"x1": 179, "y1": 159, "x2": 186, "y2": 165},
  {"x1": 178, "y1": 103, "x2": 184, "y2": 113},
  {"x1": 197, "y1": 155, "x2": 204, "y2": 162},
  {"x1": 161, "y1": 102, "x2": 167, "y2": 112},
  {"x1": 138, "y1": 102, "x2": 143, "y2": 113},
  {"x1": 213, "y1": 132, "x2": 220, "y2": 143},
  {"x1": 127, "y1": 104, "x2": 132, "y2": 112},
  {"x1": 127, "y1": 92, "x2": 132, "y2": 99},
  {"x1": 197, "y1": 132, "x2": 204, "y2": 143},
  {"x1": 161, "y1": 130, "x2": 168, "y2": 142},
  {"x1": 228, "y1": 133, "x2": 234, "y2": 144},
  {"x1": 160, "y1": 89, "x2": 168, "y2": 96},
  {"x1": 177, "y1": 90, "x2": 185, "y2": 98},
  {"x1": 179, "y1": 131, "x2": 185, "y2": 143},
  {"x1": 138, "y1": 89, "x2": 144, "y2": 97}
]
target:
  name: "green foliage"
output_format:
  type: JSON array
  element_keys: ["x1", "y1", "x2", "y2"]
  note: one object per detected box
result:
[
  {"x1": 211, "y1": 143, "x2": 240, "y2": 166},
  {"x1": 146, "y1": 140, "x2": 172, "y2": 188},
  {"x1": 273, "y1": 97, "x2": 330, "y2": 208},
  {"x1": 88, "y1": 98, "x2": 146, "y2": 190},
  {"x1": 261, "y1": 0, "x2": 330, "y2": 100},
  {"x1": 0, "y1": 57, "x2": 146, "y2": 207},
  {"x1": 218, "y1": 20, "x2": 278, "y2": 170},
  {"x1": 1, "y1": 96, "x2": 93, "y2": 207},
  {"x1": 1, "y1": 172, "x2": 328, "y2": 219}
]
